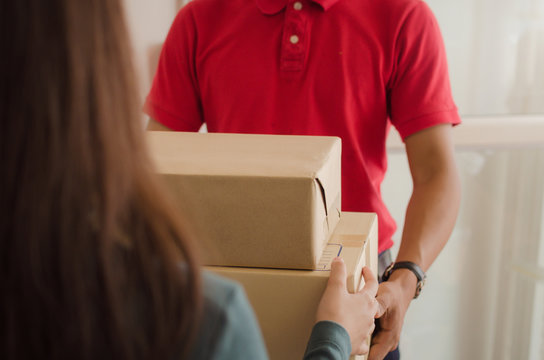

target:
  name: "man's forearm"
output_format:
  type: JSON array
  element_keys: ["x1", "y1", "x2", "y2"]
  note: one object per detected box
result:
[
  {"x1": 389, "y1": 168, "x2": 460, "y2": 296},
  {"x1": 395, "y1": 167, "x2": 461, "y2": 271},
  {"x1": 147, "y1": 118, "x2": 173, "y2": 131},
  {"x1": 390, "y1": 124, "x2": 461, "y2": 294}
]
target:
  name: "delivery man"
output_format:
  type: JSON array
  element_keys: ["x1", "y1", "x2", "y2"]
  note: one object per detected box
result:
[{"x1": 145, "y1": 0, "x2": 461, "y2": 358}]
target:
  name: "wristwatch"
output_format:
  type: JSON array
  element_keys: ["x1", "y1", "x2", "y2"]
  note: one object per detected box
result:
[{"x1": 382, "y1": 261, "x2": 426, "y2": 299}]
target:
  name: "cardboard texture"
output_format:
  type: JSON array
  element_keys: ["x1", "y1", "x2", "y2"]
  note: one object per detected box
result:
[
  {"x1": 207, "y1": 212, "x2": 378, "y2": 360},
  {"x1": 147, "y1": 131, "x2": 342, "y2": 269}
]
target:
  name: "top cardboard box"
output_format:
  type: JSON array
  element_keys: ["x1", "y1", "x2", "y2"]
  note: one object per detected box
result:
[{"x1": 147, "y1": 131, "x2": 341, "y2": 269}]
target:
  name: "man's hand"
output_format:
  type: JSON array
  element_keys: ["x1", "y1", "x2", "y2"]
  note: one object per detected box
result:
[
  {"x1": 367, "y1": 124, "x2": 460, "y2": 359},
  {"x1": 316, "y1": 258, "x2": 380, "y2": 356},
  {"x1": 369, "y1": 270, "x2": 417, "y2": 360}
]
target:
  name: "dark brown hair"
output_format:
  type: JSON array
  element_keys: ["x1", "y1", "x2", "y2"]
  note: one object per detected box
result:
[{"x1": 0, "y1": 1, "x2": 201, "y2": 359}]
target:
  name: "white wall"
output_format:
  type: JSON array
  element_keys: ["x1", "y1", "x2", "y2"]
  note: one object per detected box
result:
[
  {"x1": 426, "y1": 0, "x2": 544, "y2": 116},
  {"x1": 385, "y1": 0, "x2": 544, "y2": 358},
  {"x1": 383, "y1": 147, "x2": 544, "y2": 360},
  {"x1": 122, "y1": 0, "x2": 179, "y2": 101}
]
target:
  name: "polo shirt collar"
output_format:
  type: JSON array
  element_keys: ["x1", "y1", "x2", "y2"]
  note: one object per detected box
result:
[{"x1": 256, "y1": 0, "x2": 340, "y2": 15}]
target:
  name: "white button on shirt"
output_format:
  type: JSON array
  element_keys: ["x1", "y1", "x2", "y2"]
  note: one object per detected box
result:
[
  {"x1": 290, "y1": 35, "x2": 300, "y2": 44},
  {"x1": 293, "y1": 2, "x2": 303, "y2": 10}
]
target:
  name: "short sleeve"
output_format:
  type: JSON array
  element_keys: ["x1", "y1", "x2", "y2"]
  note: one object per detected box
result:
[
  {"x1": 144, "y1": 5, "x2": 203, "y2": 131},
  {"x1": 388, "y1": 1, "x2": 461, "y2": 140},
  {"x1": 303, "y1": 321, "x2": 351, "y2": 360}
]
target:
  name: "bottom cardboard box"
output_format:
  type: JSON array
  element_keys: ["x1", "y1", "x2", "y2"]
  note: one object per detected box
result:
[{"x1": 207, "y1": 212, "x2": 378, "y2": 360}]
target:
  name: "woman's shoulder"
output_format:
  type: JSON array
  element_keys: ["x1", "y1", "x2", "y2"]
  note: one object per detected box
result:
[
  {"x1": 187, "y1": 271, "x2": 269, "y2": 360},
  {"x1": 201, "y1": 270, "x2": 242, "y2": 304}
]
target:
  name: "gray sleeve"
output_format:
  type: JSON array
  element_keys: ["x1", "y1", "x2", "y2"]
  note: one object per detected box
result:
[
  {"x1": 303, "y1": 321, "x2": 351, "y2": 360},
  {"x1": 212, "y1": 284, "x2": 269, "y2": 360},
  {"x1": 188, "y1": 273, "x2": 269, "y2": 360}
]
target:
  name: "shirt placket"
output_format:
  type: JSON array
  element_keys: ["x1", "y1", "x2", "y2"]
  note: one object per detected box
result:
[{"x1": 280, "y1": 0, "x2": 310, "y2": 73}]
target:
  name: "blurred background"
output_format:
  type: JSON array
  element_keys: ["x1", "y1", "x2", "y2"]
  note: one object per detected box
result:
[{"x1": 123, "y1": 0, "x2": 544, "y2": 359}]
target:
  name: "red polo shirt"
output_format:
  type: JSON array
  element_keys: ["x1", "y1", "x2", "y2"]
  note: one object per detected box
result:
[{"x1": 145, "y1": 0, "x2": 461, "y2": 254}]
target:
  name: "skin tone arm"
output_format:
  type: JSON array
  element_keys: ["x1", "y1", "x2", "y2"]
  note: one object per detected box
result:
[
  {"x1": 317, "y1": 258, "x2": 380, "y2": 356},
  {"x1": 369, "y1": 123, "x2": 461, "y2": 360},
  {"x1": 147, "y1": 118, "x2": 173, "y2": 131}
]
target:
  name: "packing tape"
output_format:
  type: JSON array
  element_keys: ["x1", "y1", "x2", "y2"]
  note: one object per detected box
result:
[{"x1": 334, "y1": 234, "x2": 367, "y2": 248}]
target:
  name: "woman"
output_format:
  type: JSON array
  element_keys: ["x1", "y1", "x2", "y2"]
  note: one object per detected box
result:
[{"x1": 0, "y1": 1, "x2": 378, "y2": 359}]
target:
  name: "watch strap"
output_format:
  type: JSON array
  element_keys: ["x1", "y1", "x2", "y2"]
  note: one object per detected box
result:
[{"x1": 382, "y1": 261, "x2": 426, "y2": 299}]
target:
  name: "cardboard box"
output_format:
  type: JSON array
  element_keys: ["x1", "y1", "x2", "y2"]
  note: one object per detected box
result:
[
  {"x1": 207, "y1": 212, "x2": 378, "y2": 360},
  {"x1": 147, "y1": 131, "x2": 342, "y2": 269}
]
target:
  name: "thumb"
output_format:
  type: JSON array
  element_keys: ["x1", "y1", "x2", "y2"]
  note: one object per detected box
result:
[
  {"x1": 327, "y1": 257, "x2": 347, "y2": 291},
  {"x1": 360, "y1": 266, "x2": 379, "y2": 297},
  {"x1": 375, "y1": 293, "x2": 388, "y2": 318}
]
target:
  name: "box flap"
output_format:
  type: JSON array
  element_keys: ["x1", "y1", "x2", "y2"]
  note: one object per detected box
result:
[{"x1": 313, "y1": 139, "x2": 342, "y2": 235}]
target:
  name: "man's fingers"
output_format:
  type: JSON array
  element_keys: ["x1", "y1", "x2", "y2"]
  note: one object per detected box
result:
[
  {"x1": 368, "y1": 333, "x2": 394, "y2": 360},
  {"x1": 360, "y1": 266, "x2": 379, "y2": 296},
  {"x1": 368, "y1": 341, "x2": 391, "y2": 360},
  {"x1": 327, "y1": 257, "x2": 347, "y2": 290}
]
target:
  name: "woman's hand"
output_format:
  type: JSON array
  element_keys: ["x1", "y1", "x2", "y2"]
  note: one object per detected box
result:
[{"x1": 316, "y1": 257, "x2": 380, "y2": 355}]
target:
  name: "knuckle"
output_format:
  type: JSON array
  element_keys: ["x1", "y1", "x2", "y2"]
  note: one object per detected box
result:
[
  {"x1": 363, "y1": 292, "x2": 374, "y2": 304},
  {"x1": 373, "y1": 299, "x2": 380, "y2": 313}
]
